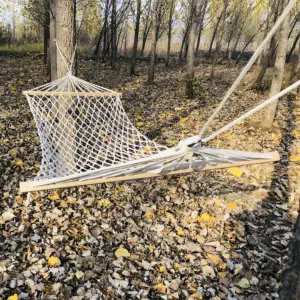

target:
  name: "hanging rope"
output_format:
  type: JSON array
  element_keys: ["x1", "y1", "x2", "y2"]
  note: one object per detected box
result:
[{"x1": 198, "y1": 0, "x2": 298, "y2": 142}]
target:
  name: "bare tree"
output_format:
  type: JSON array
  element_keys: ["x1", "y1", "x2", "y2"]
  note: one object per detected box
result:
[
  {"x1": 130, "y1": 0, "x2": 142, "y2": 75},
  {"x1": 148, "y1": 0, "x2": 158, "y2": 83},
  {"x1": 165, "y1": 0, "x2": 175, "y2": 67},
  {"x1": 211, "y1": 0, "x2": 229, "y2": 77},
  {"x1": 261, "y1": 0, "x2": 290, "y2": 128},
  {"x1": 186, "y1": 0, "x2": 202, "y2": 98},
  {"x1": 111, "y1": 0, "x2": 117, "y2": 69}
]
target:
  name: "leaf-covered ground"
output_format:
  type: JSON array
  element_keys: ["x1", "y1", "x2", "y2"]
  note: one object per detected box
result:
[{"x1": 0, "y1": 53, "x2": 300, "y2": 300}]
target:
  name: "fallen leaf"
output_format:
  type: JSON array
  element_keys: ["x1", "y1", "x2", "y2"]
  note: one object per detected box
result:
[
  {"x1": 227, "y1": 167, "x2": 243, "y2": 178},
  {"x1": 15, "y1": 160, "x2": 24, "y2": 167},
  {"x1": 207, "y1": 253, "x2": 221, "y2": 265},
  {"x1": 290, "y1": 156, "x2": 300, "y2": 162},
  {"x1": 202, "y1": 265, "x2": 216, "y2": 278},
  {"x1": 238, "y1": 278, "x2": 250, "y2": 289},
  {"x1": 227, "y1": 202, "x2": 238, "y2": 211},
  {"x1": 177, "y1": 228, "x2": 185, "y2": 236},
  {"x1": 153, "y1": 282, "x2": 167, "y2": 293},
  {"x1": 8, "y1": 295, "x2": 18, "y2": 300},
  {"x1": 197, "y1": 213, "x2": 216, "y2": 223},
  {"x1": 48, "y1": 256, "x2": 61, "y2": 267},
  {"x1": 136, "y1": 122, "x2": 144, "y2": 127},
  {"x1": 115, "y1": 247, "x2": 130, "y2": 258},
  {"x1": 48, "y1": 193, "x2": 60, "y2": 201}
]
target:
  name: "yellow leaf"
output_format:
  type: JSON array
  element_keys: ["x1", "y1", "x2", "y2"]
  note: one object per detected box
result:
[
  {"x1": 161, "y1": 113, "x2": 167, "y2": 117},
  {"x1": 227, "y1": 167, "x2": 243, "y2": 178},
  {"x1": 177, "y1": 228, "x2": 185, "y2": 236},
  {"x1": 178, "y1": 177, "x2": 185, "y2": 184},
  {"x1": 3, "y1": 138, "x2": 9, "y2": 143},
  {"x1": 197, "y1": 213, "x2": 216, "y2": 223},
  {"x1": 218, "y1": 271, "x2": 227, "y2": 279},
  {"x1": 115, "y1": 247, "x2": 130, "y2": 258},
  {"x1": 292, "y1": 130, "x2": 300, "y2": 138},
  {"x1": 218, "y1": 262, "x2": 227, "y2": 269},
  {"x1": 227, "y1": 202, "x2": 238, "y2": 211},
  {"x1": 15, "y1": 160, "x2": 24, "y2": 168},
  {"x1": 136, "y1": 115, "x2": 143, "y2": 120},
  {"x1": 153, "y1": 283, "x2": 167, "y2": 293},
  {"x1": 8, "y1": 294, "x2": 18, "y2": 300},
  {"x1": 180, "y1": 117, "x2": 189, "y2": 123},
  {"x1": 10, "y1": 148, "x2": 17, "y2": 154},
  {"x1": 214, "y1": 199, "x2": 222, "y2": 206},
  {"x1": 290, "y1": 156, "x2": 300, "y2": 162},
  {"x1": 48, "y1": 256, "x2": 61, "y2": 266},
  {"x1": 207, "y1": 254, "x2": 221, "y2": 265},
  {"x1": 174, "y1": 262, "x2": 182, "y2": 269},
  {"x1": 136, "y1": 122, "x2": 144, "y2": 127},
  {"x1": 144, "y1": 211, "x2": 154, "y2": 219},
  {"x1": 189, "y1": 292, "x2": 203, "y2": 299},
  {"x1": 226, "y1": 133, "x2": 235, "y2": 140},
  {"x1": 32, "y1": 192, "x2": 39, "y2": 200},
  {"x1": 158, "y1": 264, "x2": 166, "y2": 273},
  {"x1": 98, "y1": 199, "x2": 113, "y2": 208},
  {"x1": 143, "y1": 147, "x2": 151, "y2": 154},
  {"x1": 48, "y1": 193, "x2": 60, "y2": 201},
  {"x1": 161, "y1": 127, "x2": 167, "y2": 132},
  {"x1": 149, "y1": 244, "x2": 155, "y2": 253}
]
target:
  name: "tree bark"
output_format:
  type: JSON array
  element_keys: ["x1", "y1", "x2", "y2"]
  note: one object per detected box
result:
[
  {"x1": 130, "y1": 0, "x2": 141, "y2": 75},
  {"x1": 44, "y1": 0, "x2": 50, "y2": 66},
  {"x1": 110, "y1": 0, "x2": 117, "y2": 69},
  {"x1": 165, "y1": 0, "x2": 175, "y2": 67},
  {"x1": 195, "y1": 0, "x2": 208, "y2": 57},
  {"x1": 186, "y1": 0, "x2": 202, "y2": 98},
  {"x1": 147, "y1": 0, "x2": 158, "y2": 83},
  {"x1": 211, "y1": 0, "x2": 228, "y2": 77},
  {"x1": 208, "y1": 14, "x2": 222, "y2": 57},
  {"x1": 56, "y1": 0, "x2": 75, "y2": 172},
  {"x1": 102, "y1": 0, "x2": 109, "y2": 61},
  {"x1": 287, "y1": 32, "x2": 300, "y2": 62},
  {"x1": 50, "y1": 0, "x2": 57, "y2": 81},
  {"x1": 261, "y1": 0, "x2": 290, "y2": 128}
]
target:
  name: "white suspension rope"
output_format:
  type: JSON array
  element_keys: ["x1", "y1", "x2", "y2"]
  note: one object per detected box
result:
[
  {"x1": 198, "y1": 0, "x2": 298, "y2": 141},
  {"x1": 201, "y1": 79, "x2": 300, "y2": 142}
]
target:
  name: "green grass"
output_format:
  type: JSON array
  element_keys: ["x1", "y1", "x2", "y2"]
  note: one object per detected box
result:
[{"x1": 0, "y1": 43, "x2": 43, "y2": 55}]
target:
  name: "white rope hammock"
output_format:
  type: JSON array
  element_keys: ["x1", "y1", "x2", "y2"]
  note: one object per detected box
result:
[{"x1": 20, "y1": 0, "x2": 299, "y2": 192}]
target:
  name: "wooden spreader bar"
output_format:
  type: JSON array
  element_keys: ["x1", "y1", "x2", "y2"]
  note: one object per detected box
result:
[
  {"x1": 23, "y1": 91, "x2": 122, "y2": 97},
  {"x1": 20, "y1": 151, "x2": 280, "y2": 193}
]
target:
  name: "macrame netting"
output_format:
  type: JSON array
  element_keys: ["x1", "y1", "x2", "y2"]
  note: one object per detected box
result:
[{"x1": 25, "y1": 75, "x2": 167, "y2": 180}]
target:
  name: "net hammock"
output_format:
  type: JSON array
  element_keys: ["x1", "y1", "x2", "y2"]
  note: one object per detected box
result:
[{"x1": 20, "y1": 0, "x2": 299, "y2": 192}]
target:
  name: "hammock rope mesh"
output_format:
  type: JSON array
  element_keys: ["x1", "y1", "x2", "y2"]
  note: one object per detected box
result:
[{"x1": 25, "y1": 75, "x2": 167, "y2": 180}]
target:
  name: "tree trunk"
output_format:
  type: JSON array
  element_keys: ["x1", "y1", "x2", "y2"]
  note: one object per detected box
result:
[
  {"x1": 102, "y1": 0, "x2": 109, "y2": 61},
  {"x1": 56, "y1": 0, "x2": 75, "y2": 172},
  {"x1": 50, "y1": 0, "x2": 57, "y2": 81},
  {"x1": 287, "y1": 32, "x2": 300, "y2": 62},
  {"x1": 110, "y1": 0, "x2": 117, "y2": 69},
  {"x1": 261, "y1": 0, "x2": 290, "y2": 128},
  {"x1": 179, "y1": 26, "x2": 188, "y2": 59},
  {"x1": 186, "y1": 0, "x2": 202, "y2": 98},
  {"x1": 208, "y1": 14, "x2": 222, "y2": 57},
  {"x1": 195, "y1": 0, "x2": 208, "y2": 57},
  {"x1": 211, "y1": 0, "x2": 228, "y2": 77},
  {"x1": 165, "y1": 0, "x2": 175, "y2": 67},
  {"x1": 148, "y1": 0, "x2": 158, "y2": 83},
  {"x1": 130, "y1": 0, "x2": 141, "y2": 75},
  {"x1": 44, "y1": 0, "x2": 50, "y2": 66}
]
